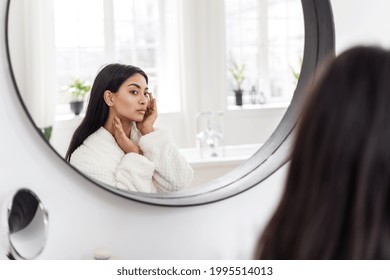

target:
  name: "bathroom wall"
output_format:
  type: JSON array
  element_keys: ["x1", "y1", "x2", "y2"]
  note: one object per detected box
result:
[
  {"x1": 1, "y1": 0, "x2": 390, "y2": 259},
  {"x1": 331, "y1": 0, "x2": 390, "y2": 52}
]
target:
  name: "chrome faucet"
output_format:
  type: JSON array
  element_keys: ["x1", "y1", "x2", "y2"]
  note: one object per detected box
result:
[{"x1": 196, "y1": 111, "x2": 224, "y2": 158}]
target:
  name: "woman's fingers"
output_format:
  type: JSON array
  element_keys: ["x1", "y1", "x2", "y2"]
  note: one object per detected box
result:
[
  {"x1": 112, "y1": 116, "x2": 139, "y2": 153},
  {"x1": 150, "y1": 98, "x2": 157, "y2": 116},
  {"x1": 148, "y1": 92, "x2": 154, "y2": 101},
  {"x1": 113, "y1": 116, "x2": 126, "y2": 138},
  {"x1": 147, "y1": 95, "x2": 156, "y2": 112}
]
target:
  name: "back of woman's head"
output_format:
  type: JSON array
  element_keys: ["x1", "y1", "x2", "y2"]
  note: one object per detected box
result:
[
  {"x1": 256, "y1": 46, "x2": 390, "y2": 259},
  {"x1": 65, "y1": 64, "x2": 148, "y2": 161}
]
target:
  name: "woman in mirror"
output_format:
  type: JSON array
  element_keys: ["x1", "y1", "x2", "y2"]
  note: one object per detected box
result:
[
  {"x1": 65, "y1": 64, "x2": 193, "y2": 193},
  {"x1": 256, "y1": 46, "x2": 390, "y2": 259}
]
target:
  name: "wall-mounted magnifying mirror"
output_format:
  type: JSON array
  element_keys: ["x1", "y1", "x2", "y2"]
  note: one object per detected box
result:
[
  {"x1": 1, "y1": 189, "x2": 49, "y2": 260},
  {"x1": 5, "y1": 0, "x2": 334, "y2": 205}
]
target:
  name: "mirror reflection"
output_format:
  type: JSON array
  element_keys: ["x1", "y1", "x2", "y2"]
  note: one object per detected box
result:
[
  {"x1": 66, "y1": 64, "x2": 194, "y2": 193},
  {"x1": 8, "y1": 0, "x2": 304, "y2": 190}
]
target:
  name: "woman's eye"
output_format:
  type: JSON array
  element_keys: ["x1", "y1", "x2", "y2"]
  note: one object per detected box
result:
[{"x1": 130, "y1": 90, "x2": 138, "y2": 95}]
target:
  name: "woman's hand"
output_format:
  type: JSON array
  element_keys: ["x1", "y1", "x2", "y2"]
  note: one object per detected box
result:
[
  {"x1": 113, "y1": 116, "x2": 141, "y2": 154},
  {"x1": 136, "y1": 94, "x2": 158, "y2": 135}
]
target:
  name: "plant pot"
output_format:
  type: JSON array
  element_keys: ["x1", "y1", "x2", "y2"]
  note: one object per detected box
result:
[
  {"x1": 234, "y1": 89, "x2": 243, "y2": 106},
  {"x1": 70, "y1": 100, "x2": 84, "y2": 116}
]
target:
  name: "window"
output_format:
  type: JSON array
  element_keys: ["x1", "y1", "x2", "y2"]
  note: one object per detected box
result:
[
  {"x1": 224, "y1": 0, "x2": 304, "y2": 107},
  {"x1": 53, "y1": 0, "x2": 181, "y2": 113}
]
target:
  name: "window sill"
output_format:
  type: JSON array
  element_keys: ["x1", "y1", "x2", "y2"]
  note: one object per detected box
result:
[{"x1": 227, "y1": 101, "x2": 290, "y2": 111}]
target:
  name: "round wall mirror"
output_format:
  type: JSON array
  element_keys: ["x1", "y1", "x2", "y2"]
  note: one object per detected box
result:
[{"x1": 5, "y1": 0, "x2": 334, "y2": 205}]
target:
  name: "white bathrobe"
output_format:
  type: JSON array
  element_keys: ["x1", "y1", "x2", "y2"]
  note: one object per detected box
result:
[{"x1": 70, "y1": 124, "x2": 193, "y2": 193}]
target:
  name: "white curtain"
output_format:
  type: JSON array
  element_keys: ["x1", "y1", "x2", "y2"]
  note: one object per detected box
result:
[{"x1": 9, "y1": 0, "x2": 57, "y2": 129}]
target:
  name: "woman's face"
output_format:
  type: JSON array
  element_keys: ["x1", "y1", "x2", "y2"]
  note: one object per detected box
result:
[{"x1": 111, "y1": 73, "x2": 150, "y2": 122}]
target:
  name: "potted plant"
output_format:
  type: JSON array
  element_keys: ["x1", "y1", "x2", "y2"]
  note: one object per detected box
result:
[
  {"x1": 230, "y1": 63, "x2": 246, "y2": 106},
  {"x1": 290, "y1": 56, "x2": 303, "y2": 83},
  {"x1": 67, "y1": 79, "x2": 91, "y2": 115}
]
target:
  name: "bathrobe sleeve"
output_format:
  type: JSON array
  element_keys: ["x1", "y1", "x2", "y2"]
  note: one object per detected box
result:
[
  {"x1": 138, "y1": 128, "x2": 194, "y2": 192},
  {"x1": 115, "y1": 153, "x2": 156, "y2": 192},
  {"x1": 70, "y1": 129, "x2": 156, "y2": 193}
]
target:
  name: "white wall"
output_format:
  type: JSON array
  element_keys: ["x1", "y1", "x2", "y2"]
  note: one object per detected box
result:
[
  {"x1": 1, "y1": 0, "x2": 390, "y2": 260},
  {"x1": 331, "y1": 0, "x2": 390, "y2": 52}
]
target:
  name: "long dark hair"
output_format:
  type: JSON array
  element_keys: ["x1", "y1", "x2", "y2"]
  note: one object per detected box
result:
[
  {"x1": 65, "y1": 63, "x2": 148, "y2": 161},
  {"x1": 256, "y1": 46, "x2": 390, "y2": 259}
]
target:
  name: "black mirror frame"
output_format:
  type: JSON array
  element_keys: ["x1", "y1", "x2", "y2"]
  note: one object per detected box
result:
[{"x1": 4, "y1": 0, "x2": 335, "y2": 206}]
